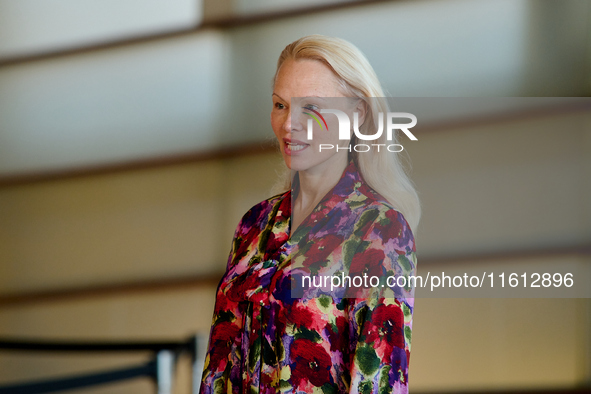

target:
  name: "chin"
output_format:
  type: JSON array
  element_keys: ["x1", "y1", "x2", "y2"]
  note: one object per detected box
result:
[
  {"x1": 281, "y1": 153, "x2": 302, "y2": 172},
  {"x1": 285, "y1": 157, "x2": 314, "y2": 172},
  {"x1": 280, "y1": 154, "x2": 292, "y2": 170}
]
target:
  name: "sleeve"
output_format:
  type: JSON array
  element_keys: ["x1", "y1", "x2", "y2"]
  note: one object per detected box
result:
[{"x1": 346, "y1": 207, "x2": 416, "y2": 394}]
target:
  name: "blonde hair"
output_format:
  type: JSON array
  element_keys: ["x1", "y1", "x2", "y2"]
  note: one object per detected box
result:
[{"x1": 272, "y1": 35, "x2": 421, "y2": 232}]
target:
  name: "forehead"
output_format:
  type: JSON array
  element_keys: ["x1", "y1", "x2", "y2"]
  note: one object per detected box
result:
[{"x1": 273, "y1": 59, "x2": 344, "y2": 98}]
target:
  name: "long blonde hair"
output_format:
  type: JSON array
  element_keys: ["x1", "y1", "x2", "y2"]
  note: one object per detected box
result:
[{"x1": 272, "y1": 35, "x2": 421, "y2": 232}]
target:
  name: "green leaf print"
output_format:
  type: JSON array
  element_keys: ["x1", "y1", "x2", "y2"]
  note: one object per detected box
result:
[
  {"x1": 379, "y1": 365, "x2": 393, "y2": 394},
  {"x1": 249, "y1": 337, "x2": 260, "y2": 371},
  {"x1": 359, "y1": 380, "x2": 373, "y2": 394},
  {"x1": 214, "y1": 311, "x2": 235, "y2": 324},
  {"x1": 405, "y1": 325, "x2": 412, "y2": 346},
  {"x1": 397, "y1": 255, "x2": 412, "y2": 273},
  {"x1": 354, "y1": 209, "x2": 380, "y2": 237},
  {"x1": 318, "y1": 294, "x2": 332, "y2": 309},
  {"x1": 262, "y1": 338, "x2": 276, "y2": 365},
  {"x1": 321, "y1": 383, "x2": 338, "y2": 394},
  {"x1": 343, "y1": 237, "x2": 362, "y2": 269},
  {"x1": 294, "y1": 327, "x2": 322, "y2": 343},
  {"x1": 213, "y1": 378, "x2": 225, "y2": 394},
  {"x1": 355, "y1": 345, "x2": 380, "y2": 376}
]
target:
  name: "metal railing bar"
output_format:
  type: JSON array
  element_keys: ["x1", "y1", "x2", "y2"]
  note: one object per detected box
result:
[{"x1": 0, "y1": 360, "x2": 156, "y2": 394}]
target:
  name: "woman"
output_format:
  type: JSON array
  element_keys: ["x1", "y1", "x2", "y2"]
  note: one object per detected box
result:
[{"x1": 200, "y1": 35, "x2": 420, "y2": 394}]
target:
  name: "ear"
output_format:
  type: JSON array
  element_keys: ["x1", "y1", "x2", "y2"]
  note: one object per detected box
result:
[{"x1": 354, "y1": 99, "x2": 368, "y2": 127}]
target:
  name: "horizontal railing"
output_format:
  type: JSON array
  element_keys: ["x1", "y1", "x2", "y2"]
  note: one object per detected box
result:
[{"x1": 0, "y1": 335, "x2": 205, "y2": 394}]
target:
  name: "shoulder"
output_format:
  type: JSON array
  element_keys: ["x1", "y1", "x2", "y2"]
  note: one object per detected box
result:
[
  {"x1": 241, "y1": 191, "x2": 289, "y2": 222},
  {"x1": 344, "y1": 165, "x2": 409, "y2": 227},
  {"x1": 354, "y1": 184, "x2": 415, "y2": 249},
  {"x1": 234, "y1": 191, "x2": 290, "y2": 235},
  {"x1": 224, "y1": 191, "x2": 290, "y2": 269}
]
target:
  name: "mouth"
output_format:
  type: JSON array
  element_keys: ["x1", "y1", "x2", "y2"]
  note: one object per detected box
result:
[{"x1": 284, "y1": 139, "x2": 309, "y2": 154}]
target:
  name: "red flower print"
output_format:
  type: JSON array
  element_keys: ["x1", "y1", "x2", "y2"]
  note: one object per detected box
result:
[
  {"x1": 225, "y1": 267, "x2": 272, "y2": 305},
  {"x1": 290, "y1": 338, "x2": 332, "y2": 387},
  {"x1": 287, "y1": 304, "x2": 315, "y2": 328},
  {"x1": 304, "y1": 234, "x2": 343, "y2": 268},
  {"x1": 209, "y1": 321, "x2": 240, "y2": 367},
  {"x1": 349, "y1": 248, "x2": 385, "y2": 279},
  {"x1": 327, "y1": 315, "x2": 348, "y2": 352},
  {"x1": 374, "y1": 210, "x2": 403, "y2": 241},
  {"x1": 285, "y1": 303, "x2": 326, "y2": 332},
  {"x1": 362, "y1": 303, "x2": 405, "y2": 362},
  {"x1": 266, "y1": 230, "x2": 289, "y2": 255},
  {"x1": 213, "y1": 293, "x2": 233, "y2": 314}
]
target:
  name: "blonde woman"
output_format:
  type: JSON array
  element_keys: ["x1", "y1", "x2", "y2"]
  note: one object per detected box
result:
[{"x1": 200, "y1": 35, "x2": 420, "y2": 394}]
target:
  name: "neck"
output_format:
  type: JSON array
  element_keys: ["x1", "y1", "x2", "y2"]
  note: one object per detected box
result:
[
  {"x1": 298, "y1": 169, "x2": 340, "y2": 206},
  {"x1": 293, "y1": 156, "x2": 349, "y2": 223}
]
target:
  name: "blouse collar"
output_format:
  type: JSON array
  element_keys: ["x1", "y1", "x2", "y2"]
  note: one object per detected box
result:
[{"x1": 289, "y1": 160, "x2": 365, "y2": 240}]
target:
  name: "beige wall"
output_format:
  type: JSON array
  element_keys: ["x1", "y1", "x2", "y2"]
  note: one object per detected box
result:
[
  {"x1": 1, "y1": 111, "x2": 590, "y2": 392},
  {"x1": 3, "y1": 1, "x2": 590, "y2": 178},
  {"x1": 0, "y1": 154, "x2": 283, "y2": 294}
]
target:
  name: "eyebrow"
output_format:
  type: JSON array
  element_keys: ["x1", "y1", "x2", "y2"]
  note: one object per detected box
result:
[{"x1": 272, "y1": 93, "x2": 328, "y2": 101}]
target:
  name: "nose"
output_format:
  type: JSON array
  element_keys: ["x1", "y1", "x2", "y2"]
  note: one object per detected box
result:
[
  {"x1": 282, "y1": 111, "x2": 291, "y2": 134},
  {"x1": 285, "y1": 109, "x2": 304, "y2": 134}
]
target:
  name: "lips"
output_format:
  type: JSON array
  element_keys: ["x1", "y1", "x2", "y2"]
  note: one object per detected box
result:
[{"x1": 283, "y1": 138, "x2": 309, "y2": 155}]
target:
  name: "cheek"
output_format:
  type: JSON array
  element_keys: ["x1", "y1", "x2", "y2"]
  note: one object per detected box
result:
[
  {"x1": 322, "y1": 119, "x2": 344, "y2": 144},
  {"x1": 327, "y1": 118, "x2": 340, "y2": 136},
  {"x1": 270, "y1": 114, "x2": 283, "y2": 137}
]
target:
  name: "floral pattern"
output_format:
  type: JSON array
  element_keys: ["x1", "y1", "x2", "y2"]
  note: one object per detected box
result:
[{"x1": 200, "y1": 161, "x2": 417, "y2": 394}]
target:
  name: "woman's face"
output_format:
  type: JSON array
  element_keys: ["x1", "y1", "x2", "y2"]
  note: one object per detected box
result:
[{"x1": 271, "y1": 59, "x2": 355, "y2": 174}]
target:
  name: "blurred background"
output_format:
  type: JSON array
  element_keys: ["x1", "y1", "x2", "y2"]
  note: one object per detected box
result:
[{"x1": 0, "y1": 0, "x2": 590, "y2": 392}]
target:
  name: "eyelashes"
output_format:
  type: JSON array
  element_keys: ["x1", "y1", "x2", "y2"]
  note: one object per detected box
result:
[{"x1": 273, "y1": 102, "x2": 320, "y2": 111}]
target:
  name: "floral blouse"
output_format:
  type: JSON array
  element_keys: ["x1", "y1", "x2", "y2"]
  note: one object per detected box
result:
[{"x1": 200, "y1": 161, "x2": 417, "y2": 394}]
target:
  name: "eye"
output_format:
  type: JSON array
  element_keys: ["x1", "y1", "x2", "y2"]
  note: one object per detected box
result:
[
  {"x1": 303, "y1": 104, "x2": 319, "y2": 111},
  {"x1": 274, "y1": 102, "x2": 285, "y2": 110}
]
